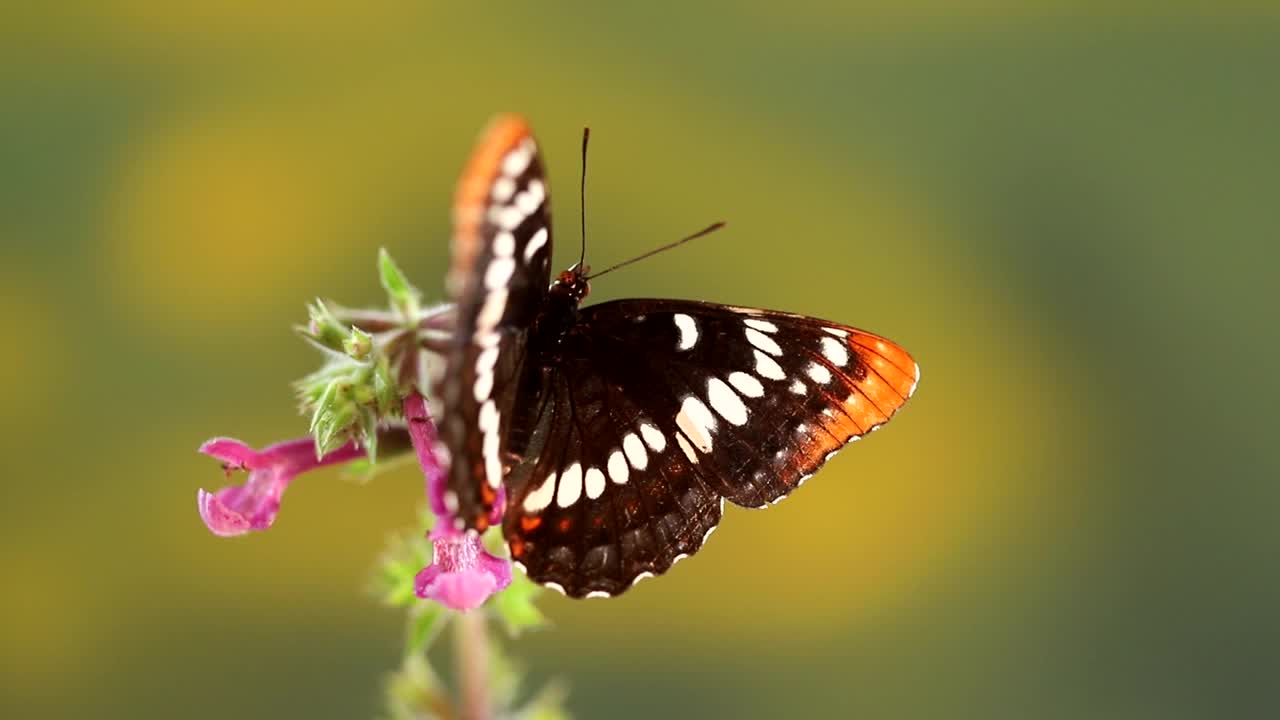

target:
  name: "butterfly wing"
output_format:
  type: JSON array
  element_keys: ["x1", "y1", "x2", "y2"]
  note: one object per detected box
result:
[
  {"x1": 502, "y1": 299, "x2": 919, "y2": 597},
  {"x1": 435, "y1": 115, "x2": 554, "y2": 530}
]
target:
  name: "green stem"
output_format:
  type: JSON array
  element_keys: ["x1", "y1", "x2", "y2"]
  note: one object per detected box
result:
[{"x1": 454, "y1": 612, "x2": 492, "y2": 720}]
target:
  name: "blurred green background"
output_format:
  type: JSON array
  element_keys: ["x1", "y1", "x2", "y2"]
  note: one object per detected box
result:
[{"x1": 3, "y1": 3, "x2": 1278, "y2": 718}]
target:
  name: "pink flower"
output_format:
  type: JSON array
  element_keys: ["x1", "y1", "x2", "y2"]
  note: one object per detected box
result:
[
  {"x1": 404, "y1": 392, "x2": 511, "y2": 611},
  {"x1": 197, "y1": 395, "x2": 511, "y2": 611},
  {"x1": 197, "y1": 437, "x2": 366, "y2": 536},
  {"x1": 414, "y1": 526, "x2": 513, "y2": 611}
]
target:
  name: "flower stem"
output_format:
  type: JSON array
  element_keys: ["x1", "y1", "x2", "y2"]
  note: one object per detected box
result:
[{"x1": 454, "y1": 611, "x2": 492, "y2": 720}]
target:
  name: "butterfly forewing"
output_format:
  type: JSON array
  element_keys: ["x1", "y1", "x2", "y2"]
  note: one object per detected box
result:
[
  {"x1": 436, "y1": 115, "x2": 554, "y2": 530},
  {"x1": 502, "y1": 300, "x2": 918, "y2": 596}
]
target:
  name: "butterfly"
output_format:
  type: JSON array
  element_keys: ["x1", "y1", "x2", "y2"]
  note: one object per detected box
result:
[{"x1": 433, "y1": 115, "x2": 919, "y2": 598}]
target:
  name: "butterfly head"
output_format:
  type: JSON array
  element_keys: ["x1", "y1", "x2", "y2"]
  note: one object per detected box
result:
[{"x1": 552, "y1": 264, "x2": 591, "y2": 305}]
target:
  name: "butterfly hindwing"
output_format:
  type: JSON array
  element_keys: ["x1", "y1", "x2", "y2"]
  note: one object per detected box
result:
[
  {"x1": 436, "y1": 115, "x2": 554, "y2": 530},
  {"x1": 502, "y1": 299, "x2": 919, "y2": 596}
]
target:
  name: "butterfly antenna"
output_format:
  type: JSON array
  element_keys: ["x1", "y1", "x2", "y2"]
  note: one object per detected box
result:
[
  {"x1": 585, "y1": 221, "x2": 726, "y2": 281},
  {"x1": 577, "y1": 126, "x2": 590, "y2": 271}
]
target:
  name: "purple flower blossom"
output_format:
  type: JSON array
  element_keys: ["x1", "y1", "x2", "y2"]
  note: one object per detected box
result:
[
  {"x1": 197, "y1": 437, "x2": 366, "y2": 536},
  {"x1": 404, "y1": 392, "x2": 511, "y2": 611}
]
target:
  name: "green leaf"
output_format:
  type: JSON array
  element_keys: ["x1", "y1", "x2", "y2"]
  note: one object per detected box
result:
[
  {"x1": 406, "y1": 603, "x2": 448, "y2": 657},
  {"x1": 370, "y1": 510, "x2": 436, "y2": 607},
  {"x1": 514, "y1": 680, "x2": 572, "y2": 720},
  {"x1": 491, "y1": 570, "x2": 547, "y2": 637},
  {"x1": 383, "y1": 652, "x2": 447, "y2": 720}
]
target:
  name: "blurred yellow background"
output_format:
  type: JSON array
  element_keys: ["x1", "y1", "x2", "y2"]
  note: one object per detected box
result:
[{"x1": 3, "y1": 3, "x2": 1277, "y2": 718}]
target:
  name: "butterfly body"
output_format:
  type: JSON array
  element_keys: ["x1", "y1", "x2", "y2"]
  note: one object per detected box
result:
[{"x1": 436, "y1": 115, "x2": 919, "y2": 598}]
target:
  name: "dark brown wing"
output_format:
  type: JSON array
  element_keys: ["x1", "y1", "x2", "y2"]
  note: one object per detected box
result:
[
  {"x1": 435, "y1": 115, "x2": 554, "y2": 530},
  {"x1": 502, "y1": 299, "x2": 919, "y2": 597}
]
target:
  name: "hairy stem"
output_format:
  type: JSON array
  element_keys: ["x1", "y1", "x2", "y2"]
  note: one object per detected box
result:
[{"x1": 454, "y1": 612, "x2": 492, "y2": 720}]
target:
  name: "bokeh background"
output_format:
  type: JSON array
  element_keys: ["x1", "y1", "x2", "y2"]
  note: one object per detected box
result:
[{"x1": 4, "y1": 4, "x2": 1278, "y2": 719}]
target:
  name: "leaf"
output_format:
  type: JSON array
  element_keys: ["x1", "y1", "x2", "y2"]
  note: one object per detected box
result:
[
  {"x1": 406, "y1": 603, "x2": 448, "y2": 656},
  {"x1": 372, "y1": 529, "x2": 432, "y2": 607},
  {"x1": 491, "y1": 571, "x2": 547, "y2": 637}
]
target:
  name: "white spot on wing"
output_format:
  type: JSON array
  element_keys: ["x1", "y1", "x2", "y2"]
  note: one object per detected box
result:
[
  {"x1": 478, "y1": 399, "x2": 499, "y2": 432},
  {"x1": 543, "y1": 581, "x2": 567, "y2": 596},
  {"x1": 475, "y1": 288, "x2": 508, "y2": 335},
  {"x1": 630, "y1": 571, "x2": 655, "y2": 587},
  {"x1": 790, "y1": 379, "x2": 806, "y2": 395},
  {"x1": 607, "y1": 450, "x2": 630, "y2": 484},
  {"x1": 516, "y1": 179, "x2": 545, "y2": 215},
  {"x1": 706, "y1": 377, "x2": 748, "y2": 425},
  {"x1": 485, "y1": 256, "x2": 515, "y2": 290},
  {"x1": 639, "y1": 422, "x2": 667, "y2": 452},
  {"x1": 676, "y1": 396, "x2": 716, "y2": 452},
  {"x1": 472, "y1": 370, "x2": 493, "y2": 402},
  {"x1": 744, "y1": 318, "x2": 778, "y2": 333},
  {"x1": 673, "y1": 313, "x2": 698, "y2": 350},
  {"x1": 820, "y1": 336, "x2": 850, "y2": 366},
  {"x1": 479, "y1": 398, "x2": 503, "y2": 487},
  {"x1": 746, "y1": 328, "x2": 782, "y2": 356},
  {"x1": 623, "y1": 433, "x2": 648, "y2": 470},
  {"x1": 491, "y1": 177, "x2": 516, "y2": 203},
  {"x1": 823, "y1": 327, "x2": 849, "y2": 338},
  {"x1": 522, "y1": 472, "x2": 557, "y2": 512},
  {"x1": 476, "y1": 345, "x2": 499, "y2": 374},
  {"x1": 585, "y1": 590, "x2": 611, "y2": 599},
  {"x1": 494, "y1": 231, "x2": 516, "y2": 257},
  {"x1": 676, "y1": 434, "x2": 698, "y2": 463},
  {"x1": 584, "y1": 467, "x2": 606, "y2": 499},
  {"x1": 728, "y1": 371, "x2": 764, "y2": 398},
  {"x1": 523, "y1": 226, "x2": 548, "y2": 262},
  {"x1": 501, "y1": 143, "x2": 533, "y2": 177},
  {"x1": 754, "y1": 349, "x2": 785, "y2": 380},
  {"x1": 492, "y1": 205, "x2": 527, "y2": 230},
  {"x1": 556, "y1": 462, "x2": 583, "y2": 508},
  {"x1": 807, "y1": 362, "x2": 832, "y2": 384}
]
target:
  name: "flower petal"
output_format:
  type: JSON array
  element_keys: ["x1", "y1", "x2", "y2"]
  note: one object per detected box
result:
[
  {"x1": 414, "y1": 530, "x2": 512, "y2": 611},
  {"x1": 198, "y1": 437, "x2": 261, "y2": 469},
  {"x1": 197, "y1": 436, "x2": 367, "y2": 537},
  {"x1": 198, "y1": 487, "x2": 261, "y2": 537}
]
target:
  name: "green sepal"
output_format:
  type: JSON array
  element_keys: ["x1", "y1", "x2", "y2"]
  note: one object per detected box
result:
[
  {"x1": 344, "y1": 326, "x2": 374, "y2": 360},
  {"x1": 302, "y1": 299, "x2": 348, "y2": 352},
  {"x1": 313, "y1": 393, "x2": 358, "y2": 457},
  {"x1": 308, "y1": 379, "x2": 339, "y2": 434},
  {"x1": 373, "y1": 357, "x2": 399, "y2": 415},
  {"x1": 359, "y1": 406, "x2": 380, "y2": 461},
  {"x1": 378, "y1": 248, "x2": 420, "y2": 319}
]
